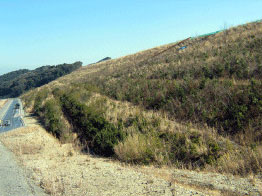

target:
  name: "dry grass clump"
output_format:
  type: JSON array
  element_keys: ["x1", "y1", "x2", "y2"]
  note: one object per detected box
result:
[
  {"x1": 83, "y1": 92, "x2": 184, "y2": 134},
  {"x1": 114, "y1": 132, "x2": 165, "y2": 164},
  {"x1": 0, "y1": 99, "x2": 7, "y2": 109},
  {"x1": 216, "y1": 145, "x2": 262, "y2": 176}
]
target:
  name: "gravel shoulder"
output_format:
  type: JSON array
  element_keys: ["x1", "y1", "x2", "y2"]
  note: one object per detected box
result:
[
  {"x1": 0, "y1": 141, "x2": 47, "y2": 196},
  {"x1": 0, "y1": 115, "x2": 261, "y2": 196},
  {"x1": 172, "y1": 169, "x2": 262, "y2": 195}
]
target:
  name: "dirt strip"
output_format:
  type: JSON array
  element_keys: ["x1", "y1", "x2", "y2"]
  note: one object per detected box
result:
[{"x1": 0, "y1": 141, "x2": 47, "y2": 196}]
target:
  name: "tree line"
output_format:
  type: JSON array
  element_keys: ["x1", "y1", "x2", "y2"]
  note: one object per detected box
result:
[{"x1": 0, "y1": 61, "x2": 82, "y2": 98}]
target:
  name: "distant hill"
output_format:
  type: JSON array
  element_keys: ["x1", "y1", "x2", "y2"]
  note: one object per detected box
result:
[
  {"x1": 0, "y1": 69, "x2": 30, "y2": 82},
  {"x1": 96, "y1": 57, "x2": 111, "y2": 63},
  {"x1": 0, "y1": 61, "x2": 82, "y2": 98}
]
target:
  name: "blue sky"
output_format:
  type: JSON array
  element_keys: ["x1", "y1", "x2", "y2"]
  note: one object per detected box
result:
[{"x1": 0, "y1": 0, "x2": 261, "y2": 75}]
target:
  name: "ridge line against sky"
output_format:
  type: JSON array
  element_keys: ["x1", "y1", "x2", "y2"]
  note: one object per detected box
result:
[{"x1": 0, "y1": 0, "x2": 262, "y2": 75}]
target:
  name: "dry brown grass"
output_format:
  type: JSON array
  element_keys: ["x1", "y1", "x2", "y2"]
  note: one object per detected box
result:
[
  {"x1": 85, "y1": 93, "x2": 187, "y2": 134},
  {"x1": 216, "y1": 146, "x2": 262, "y2": 176},
  {"x1": 0, "y1": 99, "x2": 7, "y2": 109},
  {"x1": 114, "y1": 132, "x2": 165, "y2": 164}
]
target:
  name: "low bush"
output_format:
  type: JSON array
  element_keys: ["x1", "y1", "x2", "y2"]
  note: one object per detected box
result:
[
  {"x1": 33, "y1": 89, "x2": 49, "y2": 115},
  {"x1": 114, "y1": 133, "x2": 164, "y2": 164},
  {"x1": 42, "y1": 99, "x2": 65, "y2": 139},
  {"x1": 60, "y1": 93, "x2": 124, "y2": 156}
]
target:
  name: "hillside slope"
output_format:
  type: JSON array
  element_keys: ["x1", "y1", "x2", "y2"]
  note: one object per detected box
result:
[{"x1": 22, "y1": 21, "x2": 262, "y2": 176}]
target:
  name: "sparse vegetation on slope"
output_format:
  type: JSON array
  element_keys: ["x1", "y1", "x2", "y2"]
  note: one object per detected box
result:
[
  {"x1": 87, "y1": 21, "x2": 262, "y2": 143},
  {"x1": 24, "y1": 86, "x2": 233, "y2": 168},
  {"x1": 21, "y1": 20, "x2": 262, "y2": 176}
]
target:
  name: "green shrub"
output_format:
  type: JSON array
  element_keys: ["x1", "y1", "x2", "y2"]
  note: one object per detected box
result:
[
  {"x1": 60, "y1": 93, "x2": 124, "y2": 156},
  {"x1": 33, "y1": 89, "x2": 49, "y2": 115},
  {"x1": 42, "y1": 99, "x2": 65, "y2": 138}
]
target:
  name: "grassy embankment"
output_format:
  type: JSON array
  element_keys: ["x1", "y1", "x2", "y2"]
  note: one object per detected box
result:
[{"x1": 21, "y1": 20, "x2": 262, "y2": 176}]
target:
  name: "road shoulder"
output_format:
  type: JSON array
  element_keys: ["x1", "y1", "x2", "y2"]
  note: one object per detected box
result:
[{"x1": 0, "y1": 140, "x2": 47, "y2": 196}]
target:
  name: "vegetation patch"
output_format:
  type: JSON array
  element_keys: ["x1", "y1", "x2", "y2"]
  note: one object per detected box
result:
[{"x1": 59, "y1": 93, "x2": 124, "y2": 156}]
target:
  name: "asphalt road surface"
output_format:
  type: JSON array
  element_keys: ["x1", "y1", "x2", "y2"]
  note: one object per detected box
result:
[
  {"x1": 0, "y1": 99, "x2": 25, "y2": 133},
  {"x1": 0, "y1": 99, "x2": 47, "y2": 195}
]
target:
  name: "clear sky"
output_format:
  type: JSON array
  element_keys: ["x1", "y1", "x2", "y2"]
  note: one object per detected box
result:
[{"x1": 0, "y1": 0, "x2": 261, "y2": 75}]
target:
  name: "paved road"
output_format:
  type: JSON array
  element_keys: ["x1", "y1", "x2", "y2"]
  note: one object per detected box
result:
[
  {"x1": 0, "y1": 99, "x2": 47, "y2": 196},
  {"x1": 0, "y1": 99, "x2": 25, "y2": 133}
]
